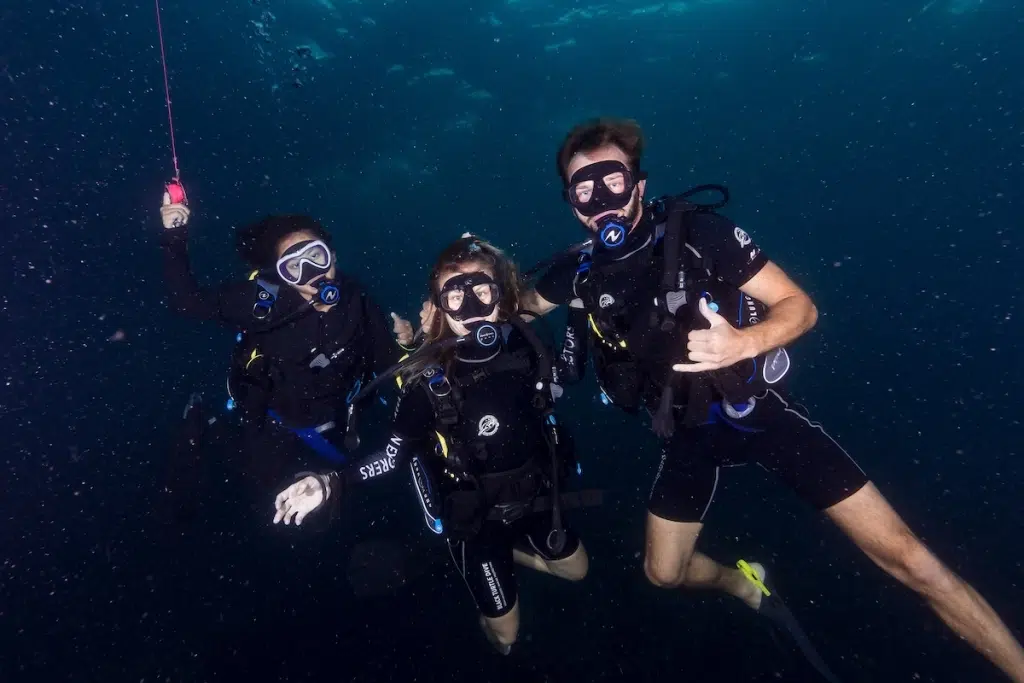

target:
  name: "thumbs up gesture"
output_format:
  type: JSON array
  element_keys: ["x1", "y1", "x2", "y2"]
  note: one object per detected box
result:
[
  {"x1": 391, "y1": 312, "x2": 415, "y2": 347},
  {"x1": 673, "y1": 298, "x2": 753, "y2": 373}
]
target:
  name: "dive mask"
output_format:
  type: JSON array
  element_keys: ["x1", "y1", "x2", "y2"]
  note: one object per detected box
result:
[
  {"x1": 437, "y1": 271, "x2": 501, "y2": 322},
  {"x1": 564, "y1": 160, "x2": 645, "y2": 218},
  {"x1": 276, "y1": 239, "x2": 332, "y2": 286}
]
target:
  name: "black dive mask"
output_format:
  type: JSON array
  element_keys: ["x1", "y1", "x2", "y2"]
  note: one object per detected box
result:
[
  {"x1": 564, "y1": 160, "x2": 645, "y2": 218},
  {"x1": 437, "y1": 271, "x2": 501, "y2": 322},
  {"x1": 565, "y1": 160, "x2": 646, "y2": 250}
]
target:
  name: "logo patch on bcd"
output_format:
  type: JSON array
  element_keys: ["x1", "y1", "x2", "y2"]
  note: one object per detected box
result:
[{"x1": 477, "y1": 415, "x2": 500, "y2": 437}]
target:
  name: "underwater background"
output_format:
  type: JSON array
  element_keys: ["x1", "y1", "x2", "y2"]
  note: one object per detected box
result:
[{"x1": 1, "y1": 0, "x2": 1022, "y2": 681}]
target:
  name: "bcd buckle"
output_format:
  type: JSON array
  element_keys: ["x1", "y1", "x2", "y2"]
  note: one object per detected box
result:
[
  {"x1": 426, "y1": 370, "x2": 452, "y2": 397},
  {"x1": 491, "y1": 501, "x2": 528, "y2": 525},
  {"x1": 252, "y1": 280, "x2": 278, "y2": 321},
  {"x1": 253, "y1": 298, "x2": 273, "y2": 320}
]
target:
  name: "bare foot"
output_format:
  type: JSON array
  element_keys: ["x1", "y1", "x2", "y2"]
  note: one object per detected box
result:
[
  {"x1": 731, "y1": 562, "x2": 766, "y2": 611},
  {"x1": 479, "y1": 615, "x2": 512, "y2": 656}
]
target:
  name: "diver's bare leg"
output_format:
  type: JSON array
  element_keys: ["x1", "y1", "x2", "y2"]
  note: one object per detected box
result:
[
  {"x1": 480, "y1": 601, "x2": 520, "y2": 652},
  {"x1": 826, "y1": 482, "x2": 1024, "y2": 683},
  {"x1": 644, "y1": 512, "x2": 762, "y2": 608},
  {"x1": 513, "y1": 541, "x2": 589, "y2": 580}
]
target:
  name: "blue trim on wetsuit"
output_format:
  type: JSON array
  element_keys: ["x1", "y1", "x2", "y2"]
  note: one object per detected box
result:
[{"x1": 267, "y1": 409, "x2": 347, "y2": 464}]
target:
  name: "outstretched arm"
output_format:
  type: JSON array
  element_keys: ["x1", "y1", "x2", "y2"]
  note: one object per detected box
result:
[
  {"x1": 519, "y1": 289, "x2": 561, "y2": 317},
  {"x1": 523, "y1": 254, "x2": 578, "y2": 315},
  {"x1": 345, "y1": 433, "x2": 410, "y2": 485},
  {"x1": 675, "y1": 214, "x2": 817, "y2": 374},
  {"x1": 159, "y1": 195, "x2": 253, "y2": 325},
  {"x1": 273, "y1": 389, "x2": 432, "y2": 526},
  {"x1": 737, "y1": 261, "x2": 818, "y2": 356}
]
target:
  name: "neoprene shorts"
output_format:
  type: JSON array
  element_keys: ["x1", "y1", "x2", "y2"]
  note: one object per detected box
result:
[
  {"x1": 649, "y1": 388, "x2": 869, "y2": 523},
  {"x1": 447, "y1": 512, "x2": 580, "y2": 618}
]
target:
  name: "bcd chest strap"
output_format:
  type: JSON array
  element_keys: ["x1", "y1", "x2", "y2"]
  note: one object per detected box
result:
[{"x1": 650, "y1": 195, "x2": 713, "y2": 436}]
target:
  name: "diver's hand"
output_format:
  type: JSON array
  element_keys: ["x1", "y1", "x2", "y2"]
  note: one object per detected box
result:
[
  {"x1": 673, "y1": 298, "x2": 755, "y2": 373},
  {"x1": 160, "y1": 192, "x2": 190, "y2": 230},
  {"x1": 273, "y1": 474, "x2": 331, "y2": 526},
  {"x1": 391, "y1": 312, "x2": 415, "y2": 347},
  {"x1": 419, "y1": 300, "x2": 437, "y2": 330}
]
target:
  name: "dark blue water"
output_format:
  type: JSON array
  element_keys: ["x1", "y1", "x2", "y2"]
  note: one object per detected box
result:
[{"x1": 2, "y1": 0, "x2": 1022, "y2": 681}]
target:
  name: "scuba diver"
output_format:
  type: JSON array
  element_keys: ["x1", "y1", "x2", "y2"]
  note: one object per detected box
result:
[
  {"x1": 273, "y1": 235, "x2": 600, "y2": 655},
  {"x1": 158, "y1": 195, "x2": 405, "y2": 494},
  {"x1": 494, "y1": 117, "x2": 1022, "y2": 682}
]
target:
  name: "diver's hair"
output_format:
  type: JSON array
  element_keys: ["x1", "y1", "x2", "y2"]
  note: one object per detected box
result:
[
  {"x1": 235, "y1": 214, "x2": 333, "y2": 270},
  {"x1": 556, "y1": 118, "x2": 645, "y2": 186},
  {"x1": 398, "y1": 234, "x2": 523, "y2": 384}
]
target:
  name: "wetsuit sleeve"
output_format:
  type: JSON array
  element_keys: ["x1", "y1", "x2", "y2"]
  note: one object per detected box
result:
[
  {"x1": 534, "y1": 256, "x2": 579, "y2": 305},
  {"x1": 338, "y1": 387, "x2": 433, "y2": 489},
  {"x1": 689, "y1": 213, "x2": 770, "y2": 288},
  {"x1": 555, "y1": 302, "x2": 589, "y2": 384},
  {"x1": 160, "y1": 227, "x2": 254, "y2": 326}
]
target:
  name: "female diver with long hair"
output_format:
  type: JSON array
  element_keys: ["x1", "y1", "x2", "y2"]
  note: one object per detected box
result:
[{"x1": 272, "y1": 234, "x2": 593, "y2": 654}]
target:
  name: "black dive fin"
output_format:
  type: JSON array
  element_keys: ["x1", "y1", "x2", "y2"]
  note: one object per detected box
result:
[{"x1": 739, "y1": 560, "x2": 842, "y2": 683}]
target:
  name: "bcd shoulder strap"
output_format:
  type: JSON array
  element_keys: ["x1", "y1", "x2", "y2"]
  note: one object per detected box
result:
[
  {"x1": 418, "y1": 367, "x2": 460, "y2": 428},
  {"x1": 250, "y1": 271, "x2": 279, "y2": 322},
  {"x1": 413, "y1": 367, "x2": 468, "y2": 480}
]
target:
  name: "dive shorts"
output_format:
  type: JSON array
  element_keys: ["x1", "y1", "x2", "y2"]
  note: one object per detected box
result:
[
  {"x1": 648, "y1": 388, "x2": 869, "y2": 523},
  {"x1": 447, "y1": 511, "x2": 580, "y2": 619}
]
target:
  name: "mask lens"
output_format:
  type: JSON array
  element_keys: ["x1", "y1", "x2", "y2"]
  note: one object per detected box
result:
[
  {"x1": 471, "y1": 283, "x2": 498, "y2": 306},
  {"x1": 303, "y1": 243, "x2": 330, "y2": 267},
  {"x1": 440, "y1": 288, "x2": 466, "y2": 313},
  {"x1": 569, "y1": 180, "x2": 596, "y2": 207}
]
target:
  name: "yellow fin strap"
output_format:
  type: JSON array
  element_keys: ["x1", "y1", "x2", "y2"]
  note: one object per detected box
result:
[{"x1": 737, "y1": 559, "x2": 771, "y2": 597}]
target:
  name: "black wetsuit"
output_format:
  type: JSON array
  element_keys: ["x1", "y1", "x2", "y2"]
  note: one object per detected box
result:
[
  {"x1": 161, "y1": 226, "x2": 400, "y2": 483},
  {"x1": 336, "y1": 330, "x2": 580, "y2": 618},
  {"x1": 537, "y1": 208, "x2": 868, "y2": 523}
]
